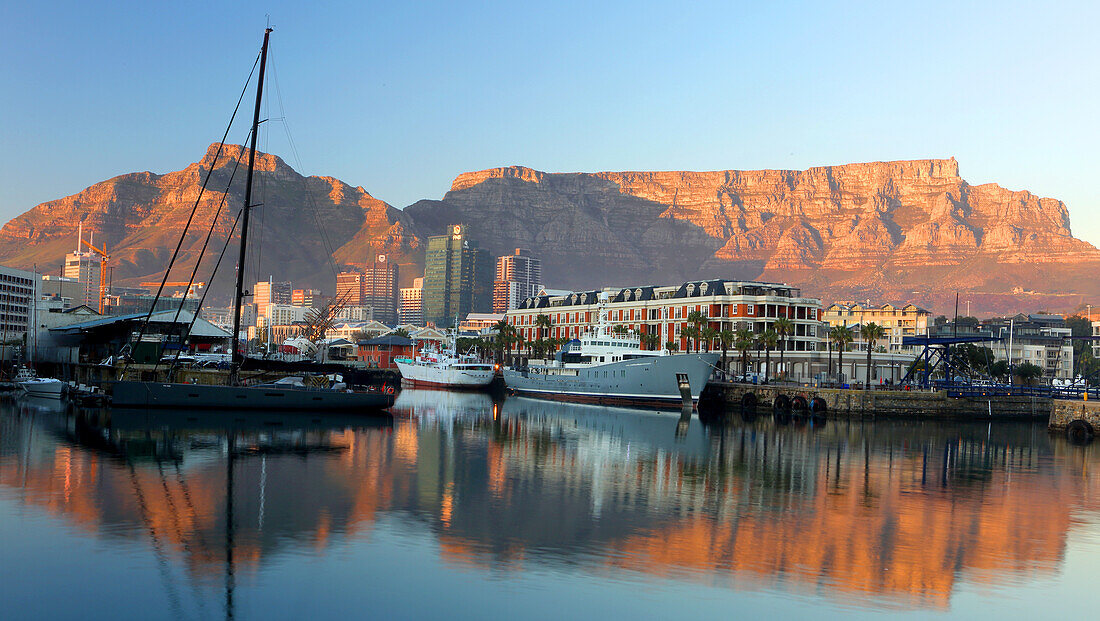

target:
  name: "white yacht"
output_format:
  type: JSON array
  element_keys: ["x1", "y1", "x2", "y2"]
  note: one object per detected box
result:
[
  {"x1": 394, "y1": 338, "x2": 496, "y2": 390},
  {"x1": 503, "y1": 314, "x2": 718, "y2": 408},
  {"x1": 15, "y1": 367, "x2": 67, "y2": 398}
]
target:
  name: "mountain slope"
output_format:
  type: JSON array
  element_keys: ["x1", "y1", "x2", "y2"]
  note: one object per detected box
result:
[
  {"x1": 405, "y1": 160, "x2": 1100, "y2": 314},
  {"x1": 0, "y1": 144, "x2": 421, "y2": 296}
]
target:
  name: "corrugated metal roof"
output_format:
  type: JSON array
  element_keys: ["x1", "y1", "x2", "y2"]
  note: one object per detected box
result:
[{"x1": 49, "y1": 310, "x2": 230, "y2": 338}]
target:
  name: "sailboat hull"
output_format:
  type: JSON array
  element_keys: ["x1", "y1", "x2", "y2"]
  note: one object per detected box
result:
[{"x1": 111, "y1": 381, "x2": 395, "y2": 411}]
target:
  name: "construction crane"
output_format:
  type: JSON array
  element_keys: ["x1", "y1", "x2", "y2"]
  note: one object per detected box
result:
[
  {"x1": 139, "y1": 282, "x2": 206, "y2": 298},
  {"x1": 80, "y1": 238, "x2": 109, "y2": 314}
]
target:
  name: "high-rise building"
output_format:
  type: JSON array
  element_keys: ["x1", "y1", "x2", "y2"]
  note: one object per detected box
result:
[
  {"x1": 422, "y1": 225, "x2": 492, "y2": 327},
  {"x1": 399, "y1": 277, "x2": 424, "y2": 325},
  {"x1": 335, "y1": 271, "x2": 364, "y2": 306},
  {"x1": 291, "y1": 289, "x2": 322, "y2": 308},
  {"x1": 253, "y1": 279, "x2": 292, "y2": 319},
  {"x1": 492, "y1": 248, "x2": 542, "y2": 312},
  {"x1": 335, "y1": 256, "x2": 399, "y2": 324},
  {"x1": 362, "y1": 254, "x2": 399, "y2": 325},
  {"x1": 64, "y1": 250, "x2": 102, "y2": 309}
]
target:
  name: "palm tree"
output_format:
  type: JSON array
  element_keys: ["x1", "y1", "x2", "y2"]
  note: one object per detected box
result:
[
  {"x1": 700, "y1": 326, "x2": 718, "y2": 353},
  {"x1": 681, "y1": 325, "x2": 699, "y2": 352},
  {"x1": 687, "y1": 310, "x2": 707, "y2": 352},
  {"x1": 535, "y1": 314, "x2": 552, "y2": 340},
  {"x1": 859, "y1": 322, "x2": 887, "y2": 388},
  {"x1": 735, "y1": 328, "x2": 755, "y2": 378},
  {"x1": 829, "y1": 324, "x2": 853, "y2": 385},
  {"x1": 773, "y1": 317, "x2": 794, "y2": 380},
  {"x1": 718, "y1": 329, "x2": 736, "y2": 379},
  {"x1": 761, "y1": 329, "x2": 778, "y2": 383},
  {"x1": 390, "y1": 327, "x2": 411, "y2": 338},
  {"x1": 665, "y1": 340, "x2": 679, "y2": 354},
  {"x1": 612, "y1": 324, "x2": 628, "y2": 336},
  {"x1": 640, "y1": 332, "x2": 660, "y2": 351}
]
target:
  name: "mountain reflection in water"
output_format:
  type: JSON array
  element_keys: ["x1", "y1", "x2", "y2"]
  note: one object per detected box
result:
[{"x1": 2, "y1": 390, "x2": 1099, "y2": 619}]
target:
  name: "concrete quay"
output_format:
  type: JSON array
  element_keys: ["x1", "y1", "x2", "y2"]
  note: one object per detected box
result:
[
  {"x1": 1049, "y1": 399, "x2": 1100, "y2": 440},
  {"x1": 701, "y1": 381, "x2": 1050, "y2": 420}
]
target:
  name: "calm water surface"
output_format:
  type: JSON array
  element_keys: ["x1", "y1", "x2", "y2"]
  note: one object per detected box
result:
[{"x1": 2, "y1": 390, "x2": 1100, "y2": 619}]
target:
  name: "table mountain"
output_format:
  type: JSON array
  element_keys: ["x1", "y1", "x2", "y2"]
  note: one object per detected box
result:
[
  {"x1": 408, "y1": 160, "x2": 1100, "y2": 315},
  {"x1": 2, "y1": 148, "x2": 1096, "y2": 315}
]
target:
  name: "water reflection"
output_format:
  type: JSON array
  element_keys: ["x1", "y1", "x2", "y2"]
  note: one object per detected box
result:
[{"x1": 1, "y1": 390, "x2": 1099, "y2": 617}]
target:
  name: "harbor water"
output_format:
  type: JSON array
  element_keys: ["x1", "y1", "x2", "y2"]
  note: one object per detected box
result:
[{"x1": 2, "y1": 390, "x2": 1100, "y2": 619}]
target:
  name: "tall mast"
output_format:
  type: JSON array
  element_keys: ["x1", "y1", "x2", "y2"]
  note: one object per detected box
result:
[{"x1": 230, "y1": 27, "x2": 272, "y2": 381}]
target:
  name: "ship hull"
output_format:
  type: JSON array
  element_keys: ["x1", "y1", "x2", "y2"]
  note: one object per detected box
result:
[
  {"x1": 18, "y1": 379, "x2": 66, "y2": 398},
  {"x1": 110, "y1": 381, "x2": 395, "y2": 411},
  {"x1": 503, "y1": 353, "x2": 719, "y2": 408},
  {"x1": 395, "y1": 360, "x2": 495, "y2": 390}
]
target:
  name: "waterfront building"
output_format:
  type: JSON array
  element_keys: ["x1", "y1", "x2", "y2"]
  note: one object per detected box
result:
[
  {"x1": 105, "y1": 291, "x2": 199, "y2": 316},
  {"x1": 253, "y1": 279, "x2": 292, "y2": 318},
  {"x1": 492, "y1": 248, "x2": 542, "y2": 312},
  {"x1": 460, "y1": 312, "x2": 505, "y2": 334},
  {"x1": 0, "y1": 265, "x2": 38, "y2": 360},
  {"x1": 422, "y1": 225, "x2": 492, "y2": 327},
  {"x1": 504, "y1": 280, "x2": 824, "y2": 376},
  {"x1": 823, "y1": 301, "x2": 931, "y2": 353},
  {"x1": 291, "y1": 289, "x2": 322, "y2": 308},
  {"x1": 399, "y1": 277, "x2": 424, "y2": 326},
  {"x1": 356, "y1": 334, "x2": 415, "y2": 369}
]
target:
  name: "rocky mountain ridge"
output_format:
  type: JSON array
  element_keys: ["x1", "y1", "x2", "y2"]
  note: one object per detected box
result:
[{"x1": 1, "y1": 146, "x2": 1096, "y2": 315}]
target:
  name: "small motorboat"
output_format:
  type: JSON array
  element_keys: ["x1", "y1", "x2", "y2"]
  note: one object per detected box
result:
[{"x1": 15, "y1": 367, "x2": 66, "y2": 398}]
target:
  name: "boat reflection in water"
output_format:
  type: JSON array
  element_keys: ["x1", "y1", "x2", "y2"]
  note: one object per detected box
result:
[{"x1": 2, "y1": 394, "x2": 1100, "y2": 618}]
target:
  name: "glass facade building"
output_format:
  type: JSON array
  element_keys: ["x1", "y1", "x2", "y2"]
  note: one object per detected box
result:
[{"x1": 422, "y1": 225, "x2": 492, "y2": 327}]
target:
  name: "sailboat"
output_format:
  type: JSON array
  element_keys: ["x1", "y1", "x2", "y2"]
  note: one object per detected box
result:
[{"x1": 111, "y1": 28, "x2": 394, "y2": 412}]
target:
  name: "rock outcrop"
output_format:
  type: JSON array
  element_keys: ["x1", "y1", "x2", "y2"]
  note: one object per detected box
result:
[
  {"x1": 407, "y1": 160, "x2": 1100, "y2": 314},
  {"x1": 2, "y1": 150, "x2": 1095, "y2": 315},
  {"x1": 0, "y1": 144, "x2": 421, "y2": 294}
]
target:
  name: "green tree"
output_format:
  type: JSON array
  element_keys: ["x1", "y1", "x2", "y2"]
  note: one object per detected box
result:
[
  {"x1": 718, "y1": 329, "x2": 736, "y2": 378},
  {"x1": 535, "y1": 314, "x2": 552, "y2": 340},
  {"x1": 735, "y1": 328, "x2": 755, "y2": 378},
  {"x1": 773, "y1": 317, "x2": 794, "y2": 380},
  {"x1": 699, "y1": 326, "x2": 718, "y2": 353},
  {"x1": 989, "y1": 360, "x2": 1010, "y2": 381},
  {"x1": 681, "y1": 325, "x2": 699, "y2": 353},
  {"x1": 760, "y1": 329, "x2": 778, "y2": 383},
  {"x1": 1013, "y1": 361, "x2": 1043, "y2": 386},
  {"x1": 830, "y1": 325, "x2": 853, "y2": 384},
  {"x1": 859, "y1": 322, "x2": 886, "y2": 387},
  {"x1": 639, "y1": 331, "x2": 660, "y2": 351},
  {"x1": 665, "y1": 340, "x2": 679, "y2": 354}
]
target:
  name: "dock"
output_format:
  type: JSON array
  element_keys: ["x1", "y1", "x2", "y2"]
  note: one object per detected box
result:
[{"x1": 702, "y1": 381, "x2": 1052, "y2": 419}]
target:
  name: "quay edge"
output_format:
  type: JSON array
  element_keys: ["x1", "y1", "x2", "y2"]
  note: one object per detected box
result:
[{"x1": 702, "y1": 381, "x2": 1051, "y2": 420}]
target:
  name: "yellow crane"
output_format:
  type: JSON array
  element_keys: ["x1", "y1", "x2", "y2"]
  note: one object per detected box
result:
[{"x1": 80, "y1": 238, "x2": 109, "y2": 314}]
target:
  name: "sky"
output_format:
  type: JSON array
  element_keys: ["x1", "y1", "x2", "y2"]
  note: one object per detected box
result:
[{"x1": 2, "y1": 1, "x2": 1099, "y2": 244}]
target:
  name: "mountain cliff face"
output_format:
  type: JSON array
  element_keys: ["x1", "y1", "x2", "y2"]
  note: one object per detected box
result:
[
  {"x1": 1, "y1": 149, "x2": 1095, "y2": 314},
  {"x1": 0, "y1": 144, "x2": 421, "y2": 294},
  {"x1": 408, "y1": 160, "x2": 1100, "y2": 314}
]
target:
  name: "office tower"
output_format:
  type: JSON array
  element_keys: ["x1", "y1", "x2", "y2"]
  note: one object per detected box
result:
[
  {"x1": 422, "y1": 225, "x2": 492, "y2": 327},
  {"x1": 492, "y1": 248, "x2": 542, "y2": 312},
  {"x1": 253, "y1": 279, "x2": 292, "y2": 319},
  {"x1": 399, "y1": 277, "x2": 424, "y2": 325}
]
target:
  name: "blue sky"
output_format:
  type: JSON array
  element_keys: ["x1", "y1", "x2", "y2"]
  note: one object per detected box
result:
[{"x1": 2, "y1": 1, "x2": 1098, "y2": 244}]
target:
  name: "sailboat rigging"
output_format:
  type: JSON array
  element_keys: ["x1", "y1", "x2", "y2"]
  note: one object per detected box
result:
[{"x1": 111, "y1": 27, "x2": 394, "y2": 412}]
